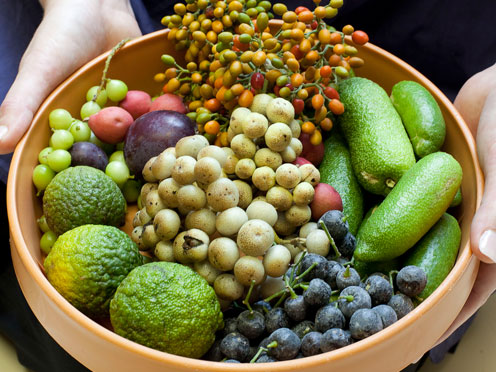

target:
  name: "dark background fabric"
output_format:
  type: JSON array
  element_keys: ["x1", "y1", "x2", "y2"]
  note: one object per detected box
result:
[{"x1": 0, "y1": 0, "x2": 494, "y2": 370}]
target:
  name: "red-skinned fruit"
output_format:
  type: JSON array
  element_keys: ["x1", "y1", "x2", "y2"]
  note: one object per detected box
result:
[
  {"x1": 251, "y1": 72, "x2": 265, "y2": 90},
  {"x1": 311, "y1": 183, "x2": 343, "y2": 220},
  {"x1": 119, "y1": 90, "x2": 152, "y2": 119},
  {"x1": 149, "y1": 93, "x2": 187, "y2": 114},
  {"x1": 293, "y1": 156, "x2": 312, "y2": 166},
  {"x1": 88, "y1": 106, "x2": 134, "y2": 144},
  {"x1": 324, "y1": 86, "x2": 340, "y2": 100},
  {"x1": 292, "y1": 98, "x2": 305, "y2": 115},
  {"x1": 299, "y1": 132, "x2": 325, "y2": 166}
]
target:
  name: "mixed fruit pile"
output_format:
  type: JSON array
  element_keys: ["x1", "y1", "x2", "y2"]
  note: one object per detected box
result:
[{"x1": 31, "y1": 0, "x2": 464, "y2": 365}]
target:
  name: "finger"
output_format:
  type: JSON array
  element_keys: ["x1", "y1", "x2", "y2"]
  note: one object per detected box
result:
[
  {"x1": 470, "y1": 91, "x2": 496, "y2": 263},
  {"x1": 433, "y1": 262, "x2": 496, "y2": 346},
  {"x1": 0, "y1": 1, "x2": 141, "y2": 154}
]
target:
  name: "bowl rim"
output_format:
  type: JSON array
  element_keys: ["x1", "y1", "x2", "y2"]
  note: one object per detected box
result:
[{"x1": 6, "y1": 28, "x2": 484, "y2": 371}]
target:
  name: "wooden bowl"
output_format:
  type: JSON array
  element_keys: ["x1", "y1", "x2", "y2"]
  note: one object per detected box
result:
[{"x1": 7, "y1": 27, "x2": 483, "y2": 372}]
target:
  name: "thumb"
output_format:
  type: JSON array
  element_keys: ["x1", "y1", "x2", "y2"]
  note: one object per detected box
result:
[{"x1": 470, "y1": 90, "x2": 496, "y2": 263}]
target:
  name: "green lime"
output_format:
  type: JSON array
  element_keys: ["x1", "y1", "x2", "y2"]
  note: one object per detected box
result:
[
  {"x1": 110, "y1": 262, "x2": 223, "y2": 358},
  {"x1": 42, "y1": 166, "x2": 127, "y2": 235},
  {"x1": 44, "y1": 225, "x2": 143, "y2": 318}
]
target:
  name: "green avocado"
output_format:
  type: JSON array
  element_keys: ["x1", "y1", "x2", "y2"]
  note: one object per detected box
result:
[
  {"x1": 338, "y1": 77, "x2": 416, "y2": 196},
  {"x1": 319, "y1": 130, "x2": 364, "y2": 235},
  {"x1": 403, "y1": 213, "x2": 461, "y2": 298},
  {"x1": 391, "y1": 80, "x2": 446, "y2": 158},
  {"x1": 354, "y1": 151, "x2": 462, "y2": 262}
]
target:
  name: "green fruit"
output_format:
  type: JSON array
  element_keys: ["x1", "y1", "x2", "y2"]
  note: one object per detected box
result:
[
  {"x1": 44, "y1": 225, "x2": 143, "y2": 318},
  {"x1": 353, "y1": 258, "x2": 400, "y2": 278},
  {"x1": 391, "y1": 80, "x2": 446, "y2": 158},
  {"x1": 319, "y1": 130, "x2": 364, "y2": 235},
  {"x1": 354, "y1": 152, "x2": 462, "y2": 262},
  {"x1": 403, "y1": 213, "x2": 461, "y2": 298},
  {"x1": 338, "y1": 77, "x2": 416, "y2": 196},
  {"x1": 110, "y1": 262, "x2": 223, "y2": 358},
  {"x1": 450, "y1": 187, "x2": 462, "y2": 208},
  {"x1": 43, "y1": 166, "x2": 127, "y2": 235}
]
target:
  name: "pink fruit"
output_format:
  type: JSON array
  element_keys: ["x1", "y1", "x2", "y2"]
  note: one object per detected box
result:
[
  {"x1": 149, "y1": 93, "x2": 187, "y2": 114},
  {"x1": 299, "y1": 133, "x2": 325, "y2": 166},
  {"x1": 119, "y1": 90, "x2": 152, "y2": 119},
  {"x1": 88, "y1": 106, "x2": 134, "y2": 144},
  {"x1": 293, "y1": 156, "x2": 312, "y2": 166},
  {"x1": 311, "y1": 183, "x2": 343, "y2": 220}
]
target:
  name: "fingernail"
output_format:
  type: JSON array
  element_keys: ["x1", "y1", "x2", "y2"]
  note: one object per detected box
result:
[
  {"x1": 0, "y1": 126, "x2": 7, "y2": 139},
  {"x1": 479, "y1": 229, "x2": 496, "y2": 263}
]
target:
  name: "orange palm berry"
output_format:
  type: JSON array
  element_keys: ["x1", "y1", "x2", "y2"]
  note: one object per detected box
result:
[
  {"x1": 291, "y1": 29, "x2": 305, "y2": 41},
  {"x1": 212, "y1": 20, "x2": 224, "y2": 33},
  {"x1": 231, "y1": 83, "x2": 244, "y2": 96},
  {"x1": 320, "y1": 117, "x2": 333, "y2": 131},
  {"x1": 216, "y1": 86, "x2": 227, "y2": 101},
  {"x1": 318, "y1": 29, "x2": 332, "y2": 44},
  {"x1": 305, "y1": 50, "x2": 320, "y2": 64},
  {"x1": 311, "y1": 94, "x2": 324, "y2": 110},
  {"x1": 330, "y1": 32, "x2": 342, "y2": 45},
  {"x1": 329, "y1": 99, "x2": 345, "y2": 115},
  {"x1": 286, "y1": 58, "x2": 300, "y2": 73},
  {"x1": 319, "y1": 65, "x2": 332, "y2": 78},
  {"x1": 349, "y1": 56, "x2": 365, "y2": 68},
  {"x1": 252, "y1": 51, "x2": 267, "y2": 67},
  {"x1": 315, "y1": 106, "x2": 327, "y2": 123},
  {"x1": 328, "y1": 54, "x2": 342, "y2": 66},
  {"x1": 238, "y1": 89, "x2": 254, "y2": 107},
  {"x1": 282, "y1": 11, "x2": 297, "y2": 23},
  {"x1": 299, "y1": 39, "x2": 312, "y2": 53},
  {"x1": 310, "y1": 129, "x2": 322, "y2": 146},
  {"x1": 302, "y1": 121, "x2": 316, "y2": 134},
  {"x1": 298, "y1": 10, "x2": 314, "y2": 23},
  {"x1": 166, "y1": 78, "x2": 180, "y2": 93},
  {"x1": 291, "y1": 73, "x2": 304, "y2": 87},
  {"x1": 352, "y1": 30, "x2": 369, "y2": 45},
  {"x1": 314, "y1": 6, "x2": 327, "y2": 19},
  {"x1": 189, "y1": 100, "x2": 203, "y2": 112},
  {"x1": 333, "y1": 43, "x2": 346, "y2": 55},
  {"x1": 192, "y1": 72, "x2": 203, "y2": 84},
  {"x1": 266, "y1": 69, "x2": 282, "y2": 83},
  {"x1": 204, "y1": 98, "x2": 221, "y2": 112},
  {"x1": 214, "y1": 76, "x2": 224, "y2": 89},
  {"x1": 204, "y1": 120, "x2": 221, "y2": 135}
]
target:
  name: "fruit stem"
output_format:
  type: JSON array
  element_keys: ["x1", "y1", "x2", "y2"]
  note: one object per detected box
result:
[
  {"x1": 389, "y1": 270, "x2": 399, "y2": 289},
  {"x1": 273, "y1": 292, "x2": 288, "y2": 308},
  {"x1": 289, "y1": 250, "x2": 306, "y2": 284},
  {"x1": 242, "y1": 280, "x2": 256, "y2": 314},
  {"x1": 266, "y1": 341, "x2": 278, "y2": 349},
  {"x1": 263, "y1": 288, "x2": 286, "y2": 303},
  {"x1": 249, "y1": 346, "x2": 268, "y2": 363},
  {"x1": 94, "y1": 38, "x2": 131, "y2": 102},
  {"x1": 338, "y1": 295, "x2": 354, "y2": 302},
  {"x1": 294, "y1": 262, "x2": 317, "y2": 284},
  {"x1": 343, "y1": 265, "x2": 351, "y2": 278},
  {"x1": 319, "y1": 220, "x2": 341, "y2": 258}
]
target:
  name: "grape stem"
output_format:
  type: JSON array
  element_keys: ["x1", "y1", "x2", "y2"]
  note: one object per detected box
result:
[
  {"x1": 389, "y1": 270, "x2": 399, "y2": 289},
  {"x1": 249, "y1": 346, "x2": 268, "y2": 363},
  {"x1": 242, "y1": 280, "x2": 256, "y2": 314},
  {"x1": 93, "y1": 38, "x2": 131, "y2": 103},
  {"x1": 319, "y1": 220, "x2": 341, "y2": 258}
]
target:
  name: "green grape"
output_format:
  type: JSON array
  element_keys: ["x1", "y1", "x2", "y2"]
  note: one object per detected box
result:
[
  {"x1": 86, "y1": 86, "x2": 108, "y2": 107},
  {"x1": 80, "y1": 101, "x2": 101, "y2": 120},
  {"x1": 115, "y1": 142, "x2": 125, "y2": 151},
  {"x1": 38, "y1": 147, "x2": 53, "y2": 165},
  {"x1": 137, "y1": 194, "x2": 143, "y2": 210},
  {"x1": 70, "y1": 120, "x2": 92, "y2": 142},
  {"x1": 105, "y1": 160, "x2": 130, "y2": 187},
  {"x1": 32, "y1": 164, "x2": 55, "y2": 193},
  {"x1": 106, "y1": 79, "x2": 128, "y2": 102},
  {"x1": 50, "y1": 130, "x2": 74, "y2": 150},
  {"x1": 37, "y1": 215, "x2": 51, "y2": 233},
  {"x1": 122, "y1": 179, "x2": 141, "y2": 203},
  {"x1": 40, "y1": 230, "x2": 57, "y2": 255},
  {"x1": 49, "y1": 108, "x2": 73, "y2": 130},
  {"x1": 47, "y1": 149, "x2": 71, "y2": 172},
  {"x1": 109, "y1": 150, "x2": 125, "y2": 163}
]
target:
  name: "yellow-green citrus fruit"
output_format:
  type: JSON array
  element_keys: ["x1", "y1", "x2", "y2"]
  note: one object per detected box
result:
[
  {"x1": 44, "y1": 225, "x2": 143, "y2": 318},
  {"x1": 43, "y1": 166, "x2": 127, "y2": 235},
  {"x1": 110, "y1": 262, "x2": 223, "y2": 358}
]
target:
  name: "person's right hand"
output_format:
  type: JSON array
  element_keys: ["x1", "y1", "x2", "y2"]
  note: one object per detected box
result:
[{"x1": 0, "y1": 0, "x2": 142, "y2": 154}]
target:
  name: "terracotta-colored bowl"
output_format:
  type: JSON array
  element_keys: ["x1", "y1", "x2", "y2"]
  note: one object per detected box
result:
[{"x1": 7, "y1": 27, "x2": 483, "y2": 372}]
